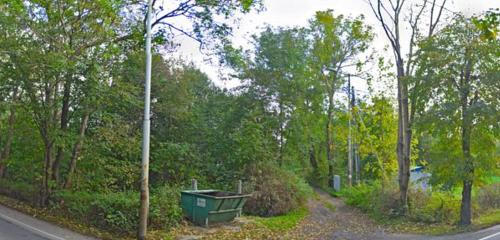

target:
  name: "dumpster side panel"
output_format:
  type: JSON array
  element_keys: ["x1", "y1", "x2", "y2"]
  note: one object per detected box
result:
[
  {"x1": 193, "y1": 195, "x2": 211, "y2": 226},
  {"x1": 180, "y1": 191, "x2": 250, "y2": 227},
  {"x1": 181, "y1": 192, "x2": 195, "y2": 221}
]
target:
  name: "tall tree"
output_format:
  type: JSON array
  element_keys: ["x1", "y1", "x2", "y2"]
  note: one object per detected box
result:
[
  {"x1": 415, "y1": 15, "x2": 499, "y2": 225},
  {"x1": 368, "y1": 0, "x2": 447, "y2": 213},
  {"x1": 309, "y1": 10, "x2": 373, "y2": 185},
  {"x1": 356, "y1": 96, "x2": 398, "y2": 182},
  {"x1": 0, "y1": 0, "x2": 130, "y2": 205}
]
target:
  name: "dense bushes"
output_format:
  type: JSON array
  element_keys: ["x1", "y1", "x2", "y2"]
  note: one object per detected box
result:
[
  {"x1": 341, "y1": 182, "x2": 400, "y2": 217},
  {"x1": 0, "y1": 179, "x2": 37, "y2": 204},
  {"x1": 409, "y1": 190, "x2": 462, "y2": 224},
  {"x1": 340, "y1": 182, "x2": 459, "y2": 224},
  {"x1": 341, "y1": 181, "x2": 500, "y2": 225},
  {"x1": 476, "y1": 183, "x2": 500, "y2": 211},
  {"x1": 243, "y1": 163, "x2": 313, "y2": 217},
  {"x1": 53, "y1": 185, "x2": 182, "y2": 234}
]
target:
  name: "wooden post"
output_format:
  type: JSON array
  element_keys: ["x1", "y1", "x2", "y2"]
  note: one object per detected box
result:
[
  {"x1": 192, "y1": 179, "x2": 198, "y2": 191},
  {"x1": 237, "y1": 180, "x2": 242, "y2": 194}
]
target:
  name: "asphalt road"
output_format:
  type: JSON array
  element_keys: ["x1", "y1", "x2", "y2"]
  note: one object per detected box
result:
[
  {"x1": 387, "y1": 224, "x2": 500, "y2": 240},
  {"x1": 0, "y1": 216, "x2": 47, "y2": 240},
  {"x1": 0, "y1": 204, "x2": 95, "y2": 240}
]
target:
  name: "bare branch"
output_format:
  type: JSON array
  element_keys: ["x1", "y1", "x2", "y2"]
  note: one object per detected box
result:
[
  {"x1": 152, "y1": 0, "x2": 195, "y2": 28},
  {"x1": 157, "y1": 22, "x2": 203, "y2": 49},
  {"x1": 369, "y1": 0, "x2": 398, "y2": 53},
  {"x1": 429, "y1": 0, "x2": 447, "y2": 37},
  {"x1": 406, "y1": 0, "x2": 427, "y2": 75}
]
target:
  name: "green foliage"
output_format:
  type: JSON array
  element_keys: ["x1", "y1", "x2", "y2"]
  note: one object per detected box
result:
[
  {"x1": 415, "y1": 14, "x2": 499, "y2": 187},
  {"x1": 254, "y1": 206, "x2": 308, "y2": 232},
  {"x1": 0, "y1": 179, "x2": 36, "y2": 203},
  {"x1": 409, "y1": 191, "x2": 462, "y2": 224},
  {"x1": 342, "y1": 181, "x2": 500, "y2": 226},
  {"x1": 53, "y1": 185, "x2": 182, "y2": 234},
  {"x1": 476, "y1": 183, "x2": 500, "y2": 211},
  {"x1": 356, "y1": 96, "x2": 398, "y2": 181},
  {"x1": 472, "y1": 9, "x2": 499, "y2": 41}
]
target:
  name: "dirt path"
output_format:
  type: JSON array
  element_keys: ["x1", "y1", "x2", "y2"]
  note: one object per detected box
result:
[
  {"x1": 285, "y1": 189, "x2": 424, "y2": 240},
  {"x1": 174, "y1": 189, "x2": 499, "y2": 240}
]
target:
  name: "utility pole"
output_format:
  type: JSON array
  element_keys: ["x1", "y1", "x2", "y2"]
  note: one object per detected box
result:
[
  {"x1": 347, "y1": 75, "x2": 352, "y2": 187},
  {"x1": 138, "y1": 0, "x2": 153, "y2": 239},
  {"x1": 351, "y1": 87, "x2": 358, "y2": 185}
]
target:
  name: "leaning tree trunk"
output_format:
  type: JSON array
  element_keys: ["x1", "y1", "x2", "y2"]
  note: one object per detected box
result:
[{"x1": 64, "y1": 113, "x2": 89, "y2": 189}]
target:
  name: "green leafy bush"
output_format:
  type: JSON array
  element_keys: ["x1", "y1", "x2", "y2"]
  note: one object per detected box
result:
[
  {"x1": 54, "y1": 185, "x2": 182, "y2": 234},
  {"x1": 243, "y1": 163, "x2": 312, "y2": 217},
  {"x1": 149, "y1": 185, "x2": 183, "y2": 229},
  {"x1": 341, "y1": 181, "x2": 467, "y2": 224},
  {"x1": 0, "y1": 179, "x2": 36, "y2": 204},
  {"x1": 476, "y1": 183, "x2": 500, "y2": 211},
  {"x1": 409, "y1": 190, "x2": 461, "y2": 224},
  {"x1": 340, "y1": 181, "x2": 399, "y2": 217}
]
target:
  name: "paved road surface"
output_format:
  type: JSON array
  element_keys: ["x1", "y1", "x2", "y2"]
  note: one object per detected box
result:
[
  {"x1": 0, "y1": 216, "x2": 47, "y2": 240},
  {"x1": 0, "y1": 204, "x2": 96, "y2": 240},
  {"x1": 387, "y1": 224, "x2": 500, "y2": 240}
]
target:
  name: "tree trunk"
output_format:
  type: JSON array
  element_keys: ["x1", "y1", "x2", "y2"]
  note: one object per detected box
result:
[
  {"x1": 41, "y1": 140, "x2": 54, "y2": 206},
  {"x1": 460, "y1": 179, "x2": 473, "y2": 225},
  {"x1": 0, "y1": 89, "x2": 17, "y2": 178},
  {"x1": 459, "y1": 60, "x2": 473, "y2": 226},
  {"x1": 396, "y1": 63, "x2": 410, "y2": 214},
  {"x1": 278, "y1": 100, "x2": 284, "y2": 167},
  {"x1": 52, "y1": 80, "x2": 71, "y2": 184},
  {"x1": 64, "y1": 113, "x2": 89, "y2": 189},
  {"x1": 309, "y1": 144, "x2": 318, "y2": 170},
  {"x1": 326, "y1": 94, "x2": 334, "y2": 187}
]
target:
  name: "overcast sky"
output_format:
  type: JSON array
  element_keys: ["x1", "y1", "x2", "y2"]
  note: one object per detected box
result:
[{"x1": 167, "y1": 0, "x2": 498, "y2": 93}]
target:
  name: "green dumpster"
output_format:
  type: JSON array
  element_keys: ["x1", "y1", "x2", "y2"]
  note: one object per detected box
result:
[{"x1": 181, "y1": 190, "x2": 251, "y2": 227}]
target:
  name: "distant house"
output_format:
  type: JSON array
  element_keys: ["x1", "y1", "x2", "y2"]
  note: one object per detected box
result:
[{"x1": 410, "y1": 166, "x2": 431, "y2": 191}]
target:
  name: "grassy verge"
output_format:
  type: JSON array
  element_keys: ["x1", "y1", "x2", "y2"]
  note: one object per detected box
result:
[
  {"x1": 253, "y1": 206, "x2": 308, "y2": 232},
  {"x1": 379, "y1": 210, "x2": 500, "y2": 236},
  {"x1": 333, "y1": 182, "x2": 500, "y2": 236},
  {"x1": 475, "y1": 209, "x2": 500, "y2": 228}
]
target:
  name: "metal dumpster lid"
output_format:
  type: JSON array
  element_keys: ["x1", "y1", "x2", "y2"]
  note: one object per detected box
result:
[{"x1": 181, "y1": 190, "x2": 252, "y2": 199}]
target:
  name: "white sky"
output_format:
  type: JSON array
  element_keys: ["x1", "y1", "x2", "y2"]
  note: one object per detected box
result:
[{"x1": 167, "y1": 0, "x2": 498, "y2": 94}]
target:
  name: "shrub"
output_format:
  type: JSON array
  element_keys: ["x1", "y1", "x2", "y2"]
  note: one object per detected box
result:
[
  {"x1": 341, "y1": 181, "x2": 463, "y2": 224},
  {"x1": 476, "y1": 183, "x2": 500, "y2": 211},
  {"x1": 243, "y1": 163, "x2": 312, "y2": 217},
  {"x1": 54, "y1": 191, "x2": 139, "y2": 234},
  {"x1": 0, "y1": 179, "x2": 37, "y2": 204},
  {"x1": 149, "y1": 185, "x2": 183, "y2": 229},
  {"x1": 340, "y1": 181, "x2": 399, "y2": 217},
  {"x1": 53, "y1": 185, "x2": 183, "y2": 235},
  {"x1": 409, "y1": 190, "x2": 461, "y2": 224}
]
